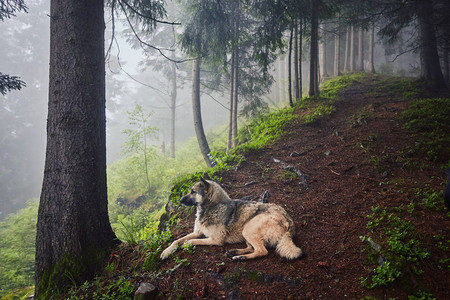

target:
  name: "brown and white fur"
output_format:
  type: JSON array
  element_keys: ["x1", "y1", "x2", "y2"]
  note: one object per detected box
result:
[{"x1": 160, "y1": 178, "x2": 304, "y2": 261}]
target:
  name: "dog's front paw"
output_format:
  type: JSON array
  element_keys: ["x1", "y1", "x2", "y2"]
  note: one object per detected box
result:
[
  {"x1": 232, "y1": 255, "x2": 247, "y2": 261},
  {"x1": 160, "y1": 246, "x2": 175, "y2": 260}
]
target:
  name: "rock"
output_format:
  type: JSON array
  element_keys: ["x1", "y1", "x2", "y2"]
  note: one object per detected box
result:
[{"x1": 134, "y1": 282, "x2": 157, "y2": 300}]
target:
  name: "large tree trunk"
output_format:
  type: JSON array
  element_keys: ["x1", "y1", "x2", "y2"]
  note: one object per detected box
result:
[
  {"x1": 35, "y1": 0, "x2": 118, "y2": 297},
  {"x1": 416, "y1": 0, "x2": 446, "y2": 88},
  {"x1": 309, "y1": 0, "x2": 320, "y2": 96},
  {"x1": 368, "y1": 22, "x2": 375, "y2": 73},
  {"x1": 192, "y1": 59, "x2": 212, "y2": 168},
  {"x1": 169, "y1": 58, "x2": 177, "y2": 158},
  {"x1": 358, "y1": 26, "x2": 364, "y2": 71}
]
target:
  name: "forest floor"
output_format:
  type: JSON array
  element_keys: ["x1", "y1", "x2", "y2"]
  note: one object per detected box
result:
[{"x1": 111, "y1": 76, "x2": 450, "y2": 299}]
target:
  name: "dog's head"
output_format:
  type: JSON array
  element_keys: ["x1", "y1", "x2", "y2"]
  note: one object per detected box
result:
[{"x1": 180, "y1": 178, "x2": 210, "y2": 206}]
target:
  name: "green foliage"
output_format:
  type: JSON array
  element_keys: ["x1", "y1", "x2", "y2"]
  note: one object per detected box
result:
[
  {"x1": 402, "y1": 98, "x2": 450, "y2": 162},
  {"x1": 413, "y1": 188, "x2": 443, "y2": 210},
  {"x1": 320, "y1": 73, "x2": 366, "y2": 100},
  {"x1": 236, "y1": 106, "x2": 296, "y2": 151},
  {"x1": 141, "y1": 229, "x2": 173, "y2": 272},
  {"x1": 360, "y1": 261, "x2": 401, "y2": 289},
  {"x1": 303, "y1": 103, "x2": 336, "y2": 124},
  {"x1": 361, "y1": 206, "x2": 430, "y2": 289},
  {"x1": 114, "y1": 208, "x2": 163, "y2": 246},
  {"x1": 0, "y1": 201, "x2": 37, "y2": 297},
  {"x1": 367, "y1": 76, "x2": 426, "y2": 99},
  {"x1": 121, "y1": 104, "x2": 158, "y2": 156},
  {"x1": 66, "y1": 276, "x2": 135, "y2": 300}
]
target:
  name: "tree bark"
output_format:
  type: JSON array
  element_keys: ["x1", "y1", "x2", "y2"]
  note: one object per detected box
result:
[
  {"x1": 232, "y1": 49, "x2": 239, "y2": 148},
  {"x1": 298, "y1": 18, "x2": 303, "y2": 99},
  {"x1": 288, "y1": 24, "x2": 294, "y2": 107},
  {"x1": 334, "y1": 16, "x2": 341, "y2": 77},
  {"x1": 169, "y1": 58, "x2": 177, "y2": 158},
  {"x1": 350, "y1": 25, "x2": 355, "y2": 72},
  {"x1": 309, "y1": 0, "x2": 320, "y2": 96},
  {"x1": 319, "y1": 22, "x2": 328, "y2": 81},
  {"x1": 192, "y1": 58, "x2": 212, "y2": 168},
  {"x1": 227, "y1": 51, "x2": 235, "y2": 153},
  {"x1": 443, "y1": 48, "x2": 449, "y2": 84},
  {"x1": 368, "y1": 22, "x2": 375, "y2": 73},
  {"x1": 35, "y1": 0, "x2": 118, "y2": 297},
  {"x1": 358, "y1": 26, "x2": 364, "y2": 71},
  {"x1": 343, "y1": 28, "x2": 349, "y2": 72},
  {"x1": 294, "y1": 19, "x2": 300, "y2": 100},
  {"x1": 416, "y1": 0, "x2": 446, "y2": 88}
]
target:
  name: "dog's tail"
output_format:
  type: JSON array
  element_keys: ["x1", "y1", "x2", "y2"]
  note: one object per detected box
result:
[{"x1": 276, "y1": 233, "x2": 304, "y2": 260}]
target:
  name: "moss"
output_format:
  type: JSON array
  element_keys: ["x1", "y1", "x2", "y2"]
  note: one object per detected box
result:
[{"x1": 36, "y1": 247, "x2": 109, "y2": 299}]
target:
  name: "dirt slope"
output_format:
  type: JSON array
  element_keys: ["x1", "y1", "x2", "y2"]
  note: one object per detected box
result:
[{"x1": 153, "y1": 79, "x2": 449, "y2": 299}]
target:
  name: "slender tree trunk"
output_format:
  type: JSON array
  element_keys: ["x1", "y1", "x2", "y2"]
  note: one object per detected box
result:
[
  {"x1": 416, "y1": 0, "x2": 446, "y2": 88},
  {"x1": 334, "y1": 16, "x2": 341, "y2": 77},
  {"x1": 35, "y1": 0, "x2": 117, "y2": 297},
  {"x1": 169, "y1": 58, "x2": 177, "y2": 158},
  {"x1": 143, "y1": 122, "x2": 151, "y2": 196},
  {"x1": 232, "y1": 5, "x2": 240, "y2": 149},
  {"x1": 350, "y1": 25, "x2": 355, "y2": 72},
  {"x1": 227, "y1": 51, "x2": 235, "y2": 153},
  {"x1": 232, "y1": 49, "x2": 239, "y2": 148},
  {"x1": 309, "y1": 0, "x2": 320, "y2": 96},
  {"x1": 343, "y1": 28, "x2": 349, "y2": 72},
  {"x1": 358, "y1": 26, "x2": 364, "y2": 71},
  {"x1": 274, "y1": 60, "x2": 280, "y2": 103},
  {"x1": 298, "y1": 18, "x2": 303, "y2": 98},
  {"x1": 368, "y1": 22, "x2": 375, "y2": 73},
  {"x1": 280, "y1": 54, "x2": 287, "y2": 100},
  {"x1": 443, "y1": 48, "x2": 449, "y2": 84},
  {"x1": 294, "y1": 18, "x2": 300, "y2": 100},
  {"x1": 288, "y1": 24, "x2": 294, "y2": 107},
  {"x1": 319, "y1": 22, "x2": 328, "y2": 81},
  {"x1": 192, "y1": 58, "x2": 212, "y2": 168}
]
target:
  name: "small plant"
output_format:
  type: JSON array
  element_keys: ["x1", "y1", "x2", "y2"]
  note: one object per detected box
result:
[
  {"x1": 361, "y1": 206, "x2": 430, "y2": 289},
  {"x1": 360, "y1": 261, "x2": 402, "y2": 289},
  {"x1": 413, "y1": 188, "x2": 443, "y2": 211},
  {"x1": 181, "y1": 242, "x2": 196, "y2": 254},
  {"x1": 304, "y1": 103, "x2": 336, "y2": 124}
]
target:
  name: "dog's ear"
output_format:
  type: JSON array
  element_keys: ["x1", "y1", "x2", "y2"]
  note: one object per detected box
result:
[{"x1": 200, "y1": 177, "x2": 210, "y2": 189}]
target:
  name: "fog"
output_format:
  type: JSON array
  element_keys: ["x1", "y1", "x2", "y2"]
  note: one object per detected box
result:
[{"x1": 0, "y1": 0, "x2": 421, "y2": 220}]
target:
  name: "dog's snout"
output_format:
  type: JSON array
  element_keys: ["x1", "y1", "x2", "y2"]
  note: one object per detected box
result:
[{"x1": 180, "y1": 194, "x2": 196, "y2": 206}]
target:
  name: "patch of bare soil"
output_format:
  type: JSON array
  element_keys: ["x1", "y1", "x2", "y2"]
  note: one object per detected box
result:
[{"x1": 142, "y1": 81, "x2": 449, "y2": 299}]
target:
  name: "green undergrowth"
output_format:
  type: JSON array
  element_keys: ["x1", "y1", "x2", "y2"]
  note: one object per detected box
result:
[
  {"x1": 402, "y1": 97, "x2": 450, "y2": 163},
  {"x1": 360, "y1": 180, "x2": 449, "y2": 298},
  {"x1": 366, "y1": 75, "x2": 427, "y2": 99}
]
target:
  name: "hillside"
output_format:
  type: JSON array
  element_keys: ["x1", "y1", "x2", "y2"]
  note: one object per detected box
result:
[{"x1": 63, "y1": 75, "x2": 449, "y2": 300}]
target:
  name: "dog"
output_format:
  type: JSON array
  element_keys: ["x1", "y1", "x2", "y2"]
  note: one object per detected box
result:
[{"x1": 160, "y1": 178, "x2": 304, "y2": 261}]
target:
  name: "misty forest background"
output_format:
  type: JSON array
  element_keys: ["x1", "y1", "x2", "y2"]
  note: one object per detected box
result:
[{"x1": 1, "y1": 0, "x2": 449, "y2": 297}]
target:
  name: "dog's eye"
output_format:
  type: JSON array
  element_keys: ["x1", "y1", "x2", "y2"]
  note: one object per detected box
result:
[{"x1": 191, "y1": 189, "x2": 196, "y2": 194}]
